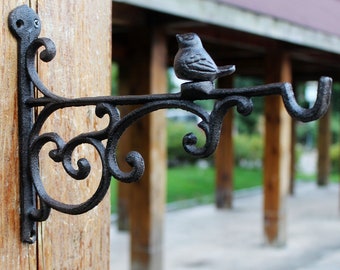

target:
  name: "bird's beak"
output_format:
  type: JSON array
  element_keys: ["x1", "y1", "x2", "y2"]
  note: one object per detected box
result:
[
  {"x1": 228, "y1": 65, "x2": 236, "y2": 74},
  {"x1": 176, "y1": 34, "x2": 183, "y2": 43}
]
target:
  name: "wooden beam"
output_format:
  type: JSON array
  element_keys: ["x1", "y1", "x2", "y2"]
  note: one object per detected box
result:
[
  {"x1": 112, "y1": 2, "x2": 147, "y2": 26},
  {"x1": 123, "y1": 27, "x2": 167, "y2": 270},
  {"x1": 36, "y1": 1, "x2": 111, "y2": 268},
  {"x1": 317, "y1": 107, "x2": 331, "y2": 186},
  {"x1": 215, "y1": 76, "x2": 234, "y2": 209},
  {"x1": 263, "y1": 51, "x2": 292, "y2": 245}
]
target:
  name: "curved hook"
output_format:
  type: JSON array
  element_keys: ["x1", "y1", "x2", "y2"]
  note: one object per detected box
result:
[{"x1": 281, "y1": 76, "x2": 332, "y2": 122}]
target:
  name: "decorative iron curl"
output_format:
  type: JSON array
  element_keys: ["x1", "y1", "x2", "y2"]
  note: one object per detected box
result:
[
  {"x1": 26, "y1": 37, "x2": 60, "y2": 99},
  {"x1": 106, "y1": 99, "x2": 211, "y2": 182},
  {"x1": 27, "y1": 101, "x2": 120, "y2": 216},
  {"x1": 29, "y1": 132, "x2": 111, "y2": 215},
  {"x1": 183, "y1": 95, "x2": 253, "y2": 157},
  {"x1": 9, "y1": 4, "x2": 332, "y2": 244}
]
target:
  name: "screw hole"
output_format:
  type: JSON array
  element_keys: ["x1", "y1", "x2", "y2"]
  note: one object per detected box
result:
[{"x1": 16, "y1": 19, "x2": 24, "y2": 28}]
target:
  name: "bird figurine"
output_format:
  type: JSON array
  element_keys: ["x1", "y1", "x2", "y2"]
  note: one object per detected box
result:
[{"x1": 174, "y1": 33, "x2": 235, "y2": 82}]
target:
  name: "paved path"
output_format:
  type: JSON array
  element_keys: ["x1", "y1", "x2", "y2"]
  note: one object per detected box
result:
[{"x1": 110, "y1": 182, "x2": 340, "y2": 269}]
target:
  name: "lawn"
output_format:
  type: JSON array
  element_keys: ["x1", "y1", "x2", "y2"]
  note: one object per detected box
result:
[
  {"x1": 110, "y1": 165, "x2": 339, "y2": 213},
  {"x1": 110, "y1": 165, "x2": 263, "y2": 213},
  {"x1": 166, "y1": 165, "x2": 262, "y2": 202}
]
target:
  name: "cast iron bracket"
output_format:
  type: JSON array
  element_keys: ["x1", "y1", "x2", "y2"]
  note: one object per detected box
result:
[{"x1": 8, "y1": 5, "x2": 332, "y2": 243}]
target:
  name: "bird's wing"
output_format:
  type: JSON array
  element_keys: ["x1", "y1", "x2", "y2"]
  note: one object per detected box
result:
[{"x1": 185, "y1": 53, "x2": 216, "y2": 73}]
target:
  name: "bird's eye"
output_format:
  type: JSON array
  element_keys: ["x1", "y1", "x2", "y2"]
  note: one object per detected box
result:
[{"x1": 183, "y1": 34, "x2": 194, "y2": 40}]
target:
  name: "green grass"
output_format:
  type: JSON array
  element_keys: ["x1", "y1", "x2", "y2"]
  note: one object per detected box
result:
[
  {"x1": 166, "y1": 165, "x2": 214, "y2": 202},
  {"x1": 110, "y1": 165, "x2": 263, "y2": 213},
  {"x1": 110, "y1": 165, "x2": 340, "y2": 213},
  {"x1": 167, "y1": 165, "x2": 262, "y2": 202},
  {"x1": 296, "y1": 171, "x2": 340, "y2": 183}
]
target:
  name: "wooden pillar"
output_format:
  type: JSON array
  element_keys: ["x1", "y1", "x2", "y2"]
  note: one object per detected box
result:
[
  {"x1": 124, "y1": 28, "x2": 167, "y2": 270},
  {"x1": 215, "y1": 76, "x2": 234, "y2": 209},
  {"x1": 317, "y1": 107, "x2": 331, "y2": 186},
  {"x1": 263, "y1": 51, "x2": 292, "y2": 246},
  {"x1": 1, "y1": 1, "x2": 111, "y2": 269},
  {"x1": 36, "y1": 1, "x2": 112, "y2": 268}
]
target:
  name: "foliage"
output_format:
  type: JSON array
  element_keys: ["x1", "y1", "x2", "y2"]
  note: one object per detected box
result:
[
  {"x1": 331, "y1": 82, "x2": 340, "y2": 117},
  {"x1": 294, "y1": 81, "x2": 340, "y2": 147},
  {"x1": 233, "y1": 76, "x2": 264, "y2": 134},
  {"x1": 167, "y1": 118, "x2": 208, "y2": 166},
  {"x1": 167, "y1": 120, "x2": 264, "y2": 167},
  {"x1": 111, "y1": 62, "x2": 118, "y2": 96},
  {"x1": 295, "y1": 122, "x2": 317, "y2": 148},
  {"x1": 234, "y1": 134, "x2": 263, "y2": 168},
  {"x1": 331, "y1": 111, "x2": 340, "y2": 144},
  {"x1": 330, "y1": 143, "x2": 340, "y2": 173}
]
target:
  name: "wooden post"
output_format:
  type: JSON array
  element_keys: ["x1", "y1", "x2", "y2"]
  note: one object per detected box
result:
[
  {"x1": 263, "y1": 50, "x2": 292, "y2": 246},
  {"x1": 0, "y1": 1, "x2": 37, "y2": 268},
  {"x1": 124, "y1": 28, "x2": 167, "y2": 270},
  {"x1": 317, "y1": 107, "x2": 331, "y2": 186},
  {"x1": 116, "y1": 63, "x2": 133, "y2": 231},
  {"x1": 1, "y1": 1, "x2": 111, "y2": 268},
  {"x1": 35, "y1": 1, "x2": 112, "y2": 268},
  {"x1": 215, "y1": 76, "x2": 234, "y2": 209}
]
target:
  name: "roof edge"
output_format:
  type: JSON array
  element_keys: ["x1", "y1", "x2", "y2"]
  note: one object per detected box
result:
[{"x1": 113, "y1": 0, "x2": 340, "y2": 54}]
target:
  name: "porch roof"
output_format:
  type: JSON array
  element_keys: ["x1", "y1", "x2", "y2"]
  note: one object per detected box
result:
[{"x1": 113, "y1": 0, "x2": 340, "y2": 54}]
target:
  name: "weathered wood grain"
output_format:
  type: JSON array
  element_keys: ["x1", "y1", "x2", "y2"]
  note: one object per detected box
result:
[
  {"x1": 264, "y1": 50, "x2": 292, "y2": 245},
  {"x1": 34, "y1": 1, "x2": 112, "y2": 269}
]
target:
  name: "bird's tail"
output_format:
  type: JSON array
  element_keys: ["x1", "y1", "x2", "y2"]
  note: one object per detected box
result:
[{"x1": 217, "y1": 65, "x2": 236, "y2": 78}]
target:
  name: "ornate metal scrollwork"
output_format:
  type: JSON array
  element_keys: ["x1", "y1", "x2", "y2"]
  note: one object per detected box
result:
[{"x1": 8, "y1": 5, "x2": 332, "y2": 243}]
